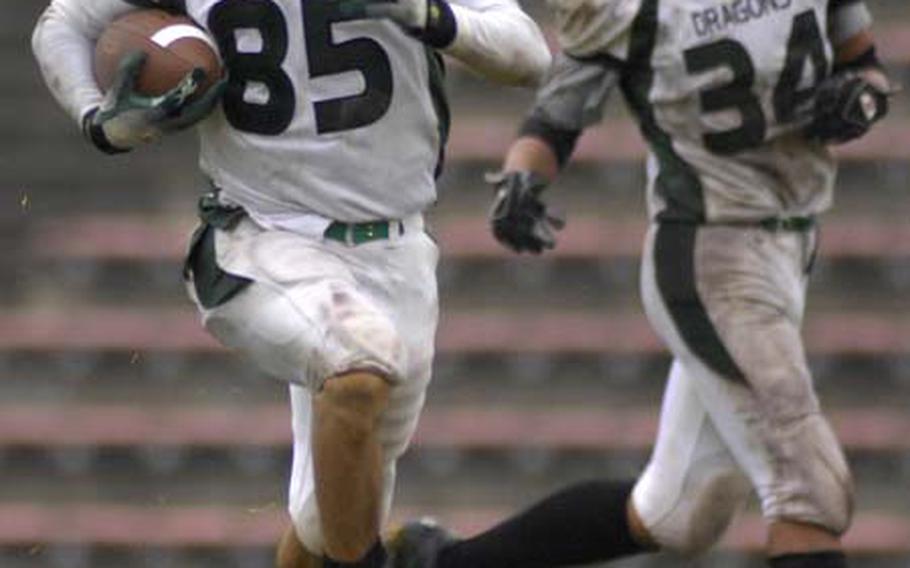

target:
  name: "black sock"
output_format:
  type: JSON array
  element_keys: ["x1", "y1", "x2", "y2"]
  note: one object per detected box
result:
[
  {"x1": 323, "y1": 541, "x2": 387, "y2": 568},
  {"x1": 769, "y1": 551, "x2": 847, "y2": 568},
  {"x1": 437, "y1": 480, "x2": 649, "y2": 568}
]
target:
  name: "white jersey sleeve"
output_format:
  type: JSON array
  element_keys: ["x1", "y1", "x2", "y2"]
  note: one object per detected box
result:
[
  {"x1": 547, "y1": 0, "x2": 641, "y2": 60},
  {"x1": 31, "y1": 0, "x2": 138, "y2": 124},
  {"x1": 445, "y1": 0, "x2": 551, "y2": 86},
  {"x1": 828, "y1": 0, "x2": 872, "y2": 46}
]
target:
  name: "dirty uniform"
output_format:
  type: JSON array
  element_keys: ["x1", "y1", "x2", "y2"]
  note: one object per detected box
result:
[{"x1": 528, "y1": 0, "x2": 872, "y2": 548}]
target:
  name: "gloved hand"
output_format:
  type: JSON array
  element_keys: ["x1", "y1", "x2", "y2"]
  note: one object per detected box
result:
[
  {"x1": 83, "y1": 51, "x2": 227, "y2": 154},
  {"x1": 805, "y1": 69, "x2": 892, "y2": 145},
  {"x1": 488, "y1": 170, "x2": 565, "y2": 254},
  {"x1": 350, "y1": 0, "x2": 457, "y2": 48}
]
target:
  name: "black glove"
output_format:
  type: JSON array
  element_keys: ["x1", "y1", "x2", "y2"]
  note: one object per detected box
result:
[
  {"x1": 488, "y1": 171, "x2": 565, "y2": 254},
  {"x1": 805, "y1": 69, "x2": 890, "y2": 145},
  {"x1": 84, "y1": 51, "x2": 228, "y2": 154}
]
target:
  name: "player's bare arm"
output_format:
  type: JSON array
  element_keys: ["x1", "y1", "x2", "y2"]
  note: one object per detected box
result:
[{"x1": 489, "y1": 54, "x2": 618, "y2": 253}]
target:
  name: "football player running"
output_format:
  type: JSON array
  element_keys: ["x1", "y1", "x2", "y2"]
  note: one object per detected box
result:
[
  {"x1": 388, "y1": 0, "x2": 894, "y2": 567},
  {"x1": 31, "y1": 0, "x2": 550, "y2": 567}
]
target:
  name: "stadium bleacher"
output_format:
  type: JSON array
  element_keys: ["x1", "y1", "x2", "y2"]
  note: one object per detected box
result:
[{"x1": 4, "y1": 0, "x2": 910, "y2": 567}]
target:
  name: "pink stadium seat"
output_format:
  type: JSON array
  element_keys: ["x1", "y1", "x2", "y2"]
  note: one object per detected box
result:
[
  {"x1": 0, "y1": 404, "x2": 906, "y2": 451},
  {"x1": 0, "y1": 503, "x2": 906, "y2": 552},
  {"x1": 0, "y1": 309, "x2": 907, "y2": 355},
  {"x1": 28, "y1": 216, "x2": 910, "y2": 262}
]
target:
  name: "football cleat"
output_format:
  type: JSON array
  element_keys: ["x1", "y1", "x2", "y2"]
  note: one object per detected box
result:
[{"x1": 385, "y1": 518, "x2": 455, "y2": 568}]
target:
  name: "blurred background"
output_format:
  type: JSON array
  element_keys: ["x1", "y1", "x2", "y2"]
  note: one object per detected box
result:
[{"x1": 3, "y1": 1, "x2": 910, "y2": 567}]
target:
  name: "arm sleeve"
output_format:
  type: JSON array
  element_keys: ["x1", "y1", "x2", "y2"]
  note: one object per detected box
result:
[
  {"x1": 519, "y1": 52, "x2": 619, "y2": 165},
  {"x1": 828, "y1": 0, "x2": 873, "y2": 46},
  {"x1": 444, "y1": 0, "x2": 552, "y2": 86},
  {"x1": 31, "y1": 0, "x2": 140, "y2": 125}
]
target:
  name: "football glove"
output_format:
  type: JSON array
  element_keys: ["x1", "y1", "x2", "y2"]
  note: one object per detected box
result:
[
  {"x1": 343, "y1": 0, "x2": 457, "y2": 48},
  {"x1": 488, "y1": 170, "x2": 565, "y2": 254},
  {"x1": 805, "y1": 69, "x2": 891, "y2": 145},
  {"x1": 84, "y1": 51, "x2": 227, "y2": 154}
]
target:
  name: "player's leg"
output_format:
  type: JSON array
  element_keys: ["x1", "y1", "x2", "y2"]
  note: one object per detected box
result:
[
  {"x1": 642, "y1": 222, "x2": 853, "y2": 566},
  {"x1": 277, "y1": 524, "x2": 322, "y2": 568},
  {"x1": 630, "y1": 360, "x2": 752, "y2": 555},
  {"x1": 207, "y1": 279, "x2": 399, "y2": 565},
  {"x1": 188, "y1": 217, "x2": 436, "y2": 567},
  {"x1": 404, "y1": 480, "x2": 649, "y2": 568},
  {"x1": 283, "y1": 226, "x2": 438, "y2": 566},
  {"x1": 277, "y1": 377, "x2": 396, "y2": 567},
  {"x1": 388, "y1": 359, "x2": 748, "y2": 567},
  {"x1": 313, "y1": 369, "x2": 391, "y2": 561}
]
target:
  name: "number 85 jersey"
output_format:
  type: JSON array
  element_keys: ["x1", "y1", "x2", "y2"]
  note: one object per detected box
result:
[
  {"x1": 33, "y1": 0, "x2": 548, "y2": 223},
  {"x1": 553, "y1": 0, "x2": 871, "y2": 223},
  {"x1": 196, "y1": 0, "x2": 446, "y2": 222}
]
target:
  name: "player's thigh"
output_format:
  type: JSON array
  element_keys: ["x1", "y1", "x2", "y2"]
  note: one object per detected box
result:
[
  {"x1": 640, "y1": 223, "x2": 852, "y2": 534},
  {"x1": 632, "y1": 360, "x2": 751, "y2": 554},
  {"x1": 189, "y1": 218, "x2": 408, "y2": 388},
  {"x1": 351, "y1": 230, "x2": 440, "y2": 460},
  {"x1": 284, "y1": 231, "x2": 439, "y2": 552}
]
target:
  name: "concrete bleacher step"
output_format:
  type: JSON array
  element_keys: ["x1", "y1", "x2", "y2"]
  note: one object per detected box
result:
[
  {"x1": 0, "y1": 503, "x2": 907, "y2": 554},
  {"x1": 0, "y1": 403, "x2": 906, "y2": 452},
  {"x1": 25, "y1": 214, "x2": 910, "y2": 261},
  {"x1": 8, "y1": 135, "x2": 909, "y2": 223},
  {"x1": 0, "y1": 308, "x2": 908, "y2": 356}
]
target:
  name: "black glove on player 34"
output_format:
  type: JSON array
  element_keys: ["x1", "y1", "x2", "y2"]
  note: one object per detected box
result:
[{"x1": 488, "y1": 170, "x2": 565, "y2": 254}]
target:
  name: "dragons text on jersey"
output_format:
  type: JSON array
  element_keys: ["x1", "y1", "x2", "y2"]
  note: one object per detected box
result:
[
  {"x1": 691, "y1": 0, "x2": 795, "y2": 38},
  {"x1": 551, "y1": 0, "x2": 870, "y2": 223}
]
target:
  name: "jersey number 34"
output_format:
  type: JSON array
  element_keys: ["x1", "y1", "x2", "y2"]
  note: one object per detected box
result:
[
  {"x1": 685, "y1": 10, "x2": 827, "y2": 154},
  {"x1": 208, "y1": 0, "x2": 393, "y2": 136}
]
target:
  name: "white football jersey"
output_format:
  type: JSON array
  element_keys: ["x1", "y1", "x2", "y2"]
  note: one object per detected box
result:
[
  {"x1": 33, "y1": 0, "x2": 549, "y2": 225},
  {"x1": 188, "y1": 0, "x2": 445, "y2": 223},
  {"x1": 548, "y1": 0, "x2": 870, "y2": 222}
]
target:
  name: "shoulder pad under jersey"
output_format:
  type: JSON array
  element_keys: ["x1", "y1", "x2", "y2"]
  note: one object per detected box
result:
[{"x1": 547, "y1": 0, "x2": 641, "y2": 60}]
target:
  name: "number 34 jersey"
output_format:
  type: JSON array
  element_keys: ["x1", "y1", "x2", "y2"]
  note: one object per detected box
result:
[{"x1": 552, "y1": 0, "x2": 868, "y2": 223}]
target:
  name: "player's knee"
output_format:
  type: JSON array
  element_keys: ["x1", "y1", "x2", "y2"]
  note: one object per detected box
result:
[
  {"x1": 800, "y1": 451, "x2": 854, "y2": 537},
  {"x1": 324, "y1": 285, "x2": 406, "y2": 385},
  {"x1": 763, "y1": 414, "x2": 854, "y2": 536},
  {"x1": 817, "y1": 481, "x2": 854, "y2": 536},
  {"x1": 318, "y1": 371, "x2": 392, "y2": 430},
  {"x1": 634, "y1": 471, "x2": 750, "y2": 555}
]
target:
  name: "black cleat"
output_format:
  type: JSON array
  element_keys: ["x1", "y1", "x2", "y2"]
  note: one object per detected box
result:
[{"x1": 385, "y1": 518, "x2": 455, "y2": 568}]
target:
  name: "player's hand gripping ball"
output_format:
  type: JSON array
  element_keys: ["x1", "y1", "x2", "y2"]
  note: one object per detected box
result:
[
  {"x1": 488, "y1": 171, "x2": 565, "y2": 254},
  {"x1": 86, "y1": 9, "x2": 226, "y2": 153},
  {"x1": 805, "y1": 69, "x2": 891, "y2": 145}
]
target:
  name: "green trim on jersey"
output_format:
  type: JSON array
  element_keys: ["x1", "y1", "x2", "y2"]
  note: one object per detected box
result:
[
  {"x1": 620, "y1": 0, "x2": 705, "y2": 222},
  {"x1": 424, "y1": 47, "x2": 450, "y2": 178}
]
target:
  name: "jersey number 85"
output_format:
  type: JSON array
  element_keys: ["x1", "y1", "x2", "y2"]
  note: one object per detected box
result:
[{"x1": 209, "y1": 0, "x2": 393, "y2": 135}]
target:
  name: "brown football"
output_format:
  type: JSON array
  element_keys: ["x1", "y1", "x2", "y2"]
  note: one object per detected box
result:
[{"x1": 94, "y1": 9, "x2": 222, "y2": 99}]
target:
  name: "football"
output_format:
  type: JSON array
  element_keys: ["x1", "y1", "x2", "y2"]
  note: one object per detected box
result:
[{"x1": 94, "y1": 9, "x2": 222, "y2": 99}]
